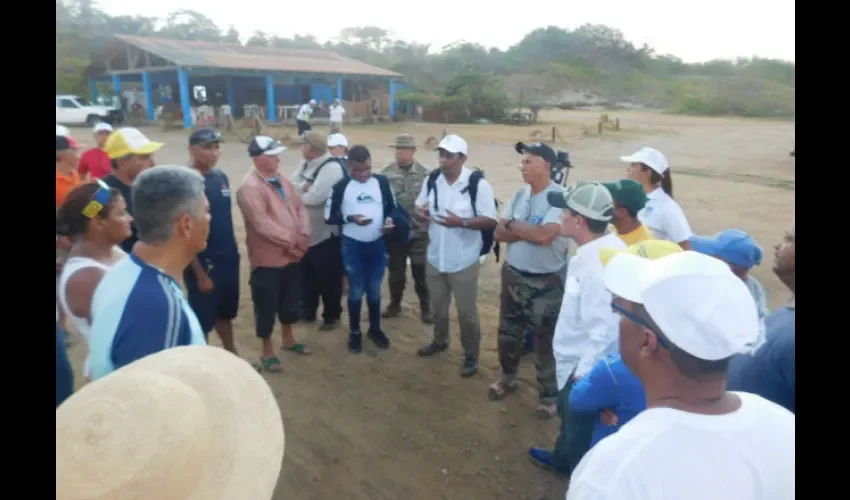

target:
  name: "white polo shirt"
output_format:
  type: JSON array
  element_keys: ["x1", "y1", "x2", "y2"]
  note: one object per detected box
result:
[
  {"x1": 415, "y1": 167, "x2": 499, "y2": 273},
  {"x1": 638, "y1": 188, "x2": 692, "y2": 244},
  {"x1": 329, "y1": 105, "x2": 345, "y2": 123}
]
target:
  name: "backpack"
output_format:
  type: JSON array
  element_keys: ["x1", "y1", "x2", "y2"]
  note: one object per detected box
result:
[
  {"x1": 426, "y1": 169, "x2": 501, "y2": 262},
  {"x1": 302, "y1": 156, "x2": 347, "y2": 183}
]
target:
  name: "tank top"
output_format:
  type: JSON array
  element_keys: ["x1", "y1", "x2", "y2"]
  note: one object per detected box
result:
[{"x1": 58, "y1": 257, "x2": 112, "y2": 378}]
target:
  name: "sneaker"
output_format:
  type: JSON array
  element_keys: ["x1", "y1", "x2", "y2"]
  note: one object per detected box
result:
[
  {"x1": 528, "y1": 448, "x2": 570, "y2": 477},
  {"x1": 367, "y1": 329, "x2": 390, "y2": 349},
  {"x1": 348, "y1": 331, "x2": 362, "y2": 354},
  {"x1": 417, "y1": 342, "x2": 448, "y2": 357},
  {"x1": 320, "y1": 319, "x2": 341, "y2": 331},
  {"x1": 381, "y1": 303, "x2": 401, "y2": 318},
  {"x1": 460, "y1": 357, "x2": 478, "y2": 377}
]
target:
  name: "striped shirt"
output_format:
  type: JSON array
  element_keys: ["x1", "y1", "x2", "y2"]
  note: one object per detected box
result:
[{"x1": 88, "y1": 254, "x2": 205, "y2": 380}]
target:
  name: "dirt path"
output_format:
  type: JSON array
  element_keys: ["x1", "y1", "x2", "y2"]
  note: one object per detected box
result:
[{"x1": 64, "y1": 112, "x2": 794, "y2": 500}]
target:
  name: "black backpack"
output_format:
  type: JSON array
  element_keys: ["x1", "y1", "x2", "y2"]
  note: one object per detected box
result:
[{"x1": 426, "y1": 169, "x2": 501, "y2": 262}]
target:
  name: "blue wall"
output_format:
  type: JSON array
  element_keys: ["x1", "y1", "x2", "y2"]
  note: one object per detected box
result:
[{"x1": 310, "y1": 83, "x2": 334, "y2": 104}]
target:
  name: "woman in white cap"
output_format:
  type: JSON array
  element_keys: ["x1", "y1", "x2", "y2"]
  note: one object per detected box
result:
[
  {"x1": 621, "y1": 147, "x2": 693, "y2": 249},
  {"x1": 56, "y1": 345, "x2": 285, "y2": 500}
]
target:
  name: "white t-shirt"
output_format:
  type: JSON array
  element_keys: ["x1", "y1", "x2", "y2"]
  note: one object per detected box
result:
[
  {"x1": 296, "y1": 103, "x2": 313, "y2": 121},
  {"x1": 637, "y1": 188, "x2": 692, "y2": 244},
  {"x1": 340, "y1": 177, "x2": 385, "y2": 242},
  {"x1": 329, "y1": 105, "x2": 345, "y2": 122},
  {"x1": 566, "y1": 392, "x2": 796, "y2": 500}
]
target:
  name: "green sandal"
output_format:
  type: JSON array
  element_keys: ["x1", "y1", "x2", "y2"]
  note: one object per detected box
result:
[
  {"x1": 281, "y1": 343, "x2": 311, "y2": 355},
  {"x1": 260, "y1": 356, "x2": 283, "y2": 372}
]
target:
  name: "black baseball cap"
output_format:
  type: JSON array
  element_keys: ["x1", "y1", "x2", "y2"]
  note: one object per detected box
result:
[
  {"x1": 516, "y1": 142, "x2": 557, "y2": 165},
  {"x1": 189, "y1": 128, "x2": 223, "y2": 146},
  {"x1": 56, "y1": 135, "x2": 80, "y2": 151}
]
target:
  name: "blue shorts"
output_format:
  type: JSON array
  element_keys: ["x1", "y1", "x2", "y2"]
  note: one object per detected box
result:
[{"x1": 185, "y1": 256, "x2": 240, "y2": 335}]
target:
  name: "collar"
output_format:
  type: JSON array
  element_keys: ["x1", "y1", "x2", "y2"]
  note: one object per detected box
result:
[
  {"x1": 128, "y1": 252, "x2": 179, "y2": 287},
  {"x1": 576, "y1": 231, "x2": 619, "y2": 259},
  {"x1": 439, "y1": 166, "x2": 471, "y2": 185},
  {"x1": 647, "y1": 188, "x2": 663, "y2": 200},
  {"x1": 252, "y1": 167, "x2": 280, "y2": 181}
]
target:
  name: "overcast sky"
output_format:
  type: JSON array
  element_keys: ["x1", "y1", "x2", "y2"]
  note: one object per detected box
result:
[{"x1": 96, "y1": 0, "x2": 795, "y2": 63}]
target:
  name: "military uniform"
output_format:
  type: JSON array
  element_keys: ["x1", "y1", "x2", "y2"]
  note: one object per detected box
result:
[{"x1": 381, "y1": 159, "x2": 431, "y2": 321}]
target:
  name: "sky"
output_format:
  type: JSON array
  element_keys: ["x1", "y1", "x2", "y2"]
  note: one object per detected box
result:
[{"x1": 95, "y1": 0, "x2": 795, "y2": 63}]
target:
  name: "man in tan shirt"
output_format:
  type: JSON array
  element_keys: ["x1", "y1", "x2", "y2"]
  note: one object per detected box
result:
[{"x1": 237, "y1": 136, "x2": 312, "y2": 373}]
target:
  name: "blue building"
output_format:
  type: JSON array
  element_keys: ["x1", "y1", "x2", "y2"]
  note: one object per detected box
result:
[{"x1": 86, "y1": 35, "x2": 405, "y2": 128}]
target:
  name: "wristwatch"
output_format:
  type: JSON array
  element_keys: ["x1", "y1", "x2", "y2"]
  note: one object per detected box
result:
[{"x1": 462, "y1": 218, "x2": 470, "y2": 228}]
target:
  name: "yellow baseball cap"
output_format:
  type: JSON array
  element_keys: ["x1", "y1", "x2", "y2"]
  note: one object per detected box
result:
[
  {"x1": 104, "y1": 127, "x2": 164, "y2": 159},
  {"x1": 599, "y1": 239, "x2": 683, "y2": 267}
]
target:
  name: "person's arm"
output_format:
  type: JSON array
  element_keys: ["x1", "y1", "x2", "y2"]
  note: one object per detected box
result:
[
  {"x1": 574, "y1": 275, "x2": 618, "y2": 378},
  {"x1": 664, "y1": 201, "x2": 693, "y2": 249},
  {"x1": 64, "y1": 267, "x2": 106, "y2": 323},
  {"x1": 291, "y1": 188, "x2": 312, "y2": 253},
  {"x1": 301, "y1": 163, "x2": 344, "y2": 207},
  {"x1": 508, "y1": 202, "x2": 563, "y2": 245},
  {"x1": 236, "y1": 184, "x2": 293, "y2": 249},
  {"x1": 494, "y1": 219, "x2": 521, "y2": 243},
  {"x1": 190, "y1": 258, "x2": 209, "y2": 281},
  {"x1": 77, "y1": 151, "x2": 91, "y2": 181},
  {"x1": 570, "y1": 357, "x2": 621, "y2": 413}
]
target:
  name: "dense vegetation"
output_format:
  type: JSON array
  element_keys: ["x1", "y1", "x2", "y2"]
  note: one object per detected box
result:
[{"x1": 57, "y1": 1, "x2": 795, "y2": 120}]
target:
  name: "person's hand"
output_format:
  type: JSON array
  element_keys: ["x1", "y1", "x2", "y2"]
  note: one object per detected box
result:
[
  {"x1": 433, "y1": 210, "x2": 463, "y2": 228},
  {"x1": 415, "y1": 206, "x2": 431, "y2": 222},
  {"x1": 301, "y1": 182, "x2": 312, "y2": 193},
  {"x1": 198, "y1": 274, "x2": 214, "y2": 294},
  {"x1": 380, "y1": 217, "x2": 395, "y2": 234},
  {"x1": 600, "y1": 409, "x2": 619, "y2": 427},
  {"x1": 350, "y1": 215, "x2": 372, "y2": 226}
]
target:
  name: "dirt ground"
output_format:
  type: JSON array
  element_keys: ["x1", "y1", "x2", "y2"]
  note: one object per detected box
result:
[{"x1": 64, "y1": 109, "x2": 795, "y2": 500}]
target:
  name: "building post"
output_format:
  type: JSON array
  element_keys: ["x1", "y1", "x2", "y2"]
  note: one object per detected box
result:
[
  {"x1": 266, "y1": 74, "x2": 276, "y2": 123},
  {"x1": 111, "y1": 74, "x2": 122, "y2": 99},
  {"x1": 336, "y1": 77, "x2": 343, "y2": 102},
  {"x1": 388, "y1": 80, "x2": 397, "y2": 119},
  {"x1": 141, "y1": 72, "x2": 155, "y2": 123},
  {"x1": 225, "y1": 76, "x2": 236, "y2": 113},
  {"x1": 89, "y1": 78, "x2": 99, "y2": 102},
  {"x1": 177, "y1": 67, "x2": 192, "y2": 129}
]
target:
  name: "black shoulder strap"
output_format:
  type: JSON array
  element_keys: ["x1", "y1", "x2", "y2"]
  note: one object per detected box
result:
[
  {"x1": 426, "y1": 169, "x2": 441, "y2": 211},
  {"x1": 467, "y1": 170, "x2": 484, "y2": 217},
  {"x1": 307, "y1": 157, "x2": 342, "y2": 183}
]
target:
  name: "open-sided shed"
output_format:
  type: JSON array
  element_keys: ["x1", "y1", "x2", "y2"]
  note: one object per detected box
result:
[{"x1": 86, "y1": 35, "x2": 405, "y2": 128}]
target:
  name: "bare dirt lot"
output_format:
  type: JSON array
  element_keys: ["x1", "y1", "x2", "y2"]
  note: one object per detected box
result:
[{"x1": 65, "y1": 110, "x2": 795, "y2": 500}]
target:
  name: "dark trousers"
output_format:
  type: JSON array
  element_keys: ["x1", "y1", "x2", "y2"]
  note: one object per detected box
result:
[
  {"x1": 300, "y1": 235, "x2": 343, "y2": 322},
  {"x1": 386, "y1": 237, "x2": 429, "y2": 307},
  {"x1": 56, "y1": 322, "x2": 74, "y2": 408},
  {"x1": 250, "y1": 263, "x2": 302, "y2": 338},
  {"x1": 296, "y1": 120, "x2": 312, "y2": 136},
  {"x1": 552, "y1": 379, "x2": 596, "y2": 473}
]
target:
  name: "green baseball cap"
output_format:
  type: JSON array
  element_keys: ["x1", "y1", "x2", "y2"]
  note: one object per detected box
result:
[{"x1": 601, "y1": 179, "x2": 647, "y2": 213}]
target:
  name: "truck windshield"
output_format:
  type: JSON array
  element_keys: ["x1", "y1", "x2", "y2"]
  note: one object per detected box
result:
[{"x1": 74, "y1": 96, "x2": 91, "y2": 106}]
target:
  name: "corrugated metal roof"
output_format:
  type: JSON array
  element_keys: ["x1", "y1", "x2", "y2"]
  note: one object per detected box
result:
[{"x1": 114, "y1": 35, "x2": 401, "y2": 78}]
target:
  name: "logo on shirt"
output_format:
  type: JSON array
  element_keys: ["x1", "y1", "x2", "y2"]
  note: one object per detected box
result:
[
  {"x1": 529, "y1": 215, "x2": 543, "y2": 225},
  {"x1": 356, "y1": 192, "x2": 376, "y2": 203},
  {"x1": 221, "y1": 183, "x2": 231, "y2": 197},
  {"x1": 643, "y1": 206, "x2": 653, "y2": 216}
]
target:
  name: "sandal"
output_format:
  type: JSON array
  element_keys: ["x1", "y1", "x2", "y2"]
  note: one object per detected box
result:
[
  {"x1": 535, "y1": 403, "x2": 557, "y2": 419},
  {"x1": 488, "y1": 379, "x2": 519, "y2": 401},
  {"x1": 260, "y1": 356, "x2": 283, "y2": 373},
  {"x1": 281, "y1": 343, "x2": 311, "y2": 355}
]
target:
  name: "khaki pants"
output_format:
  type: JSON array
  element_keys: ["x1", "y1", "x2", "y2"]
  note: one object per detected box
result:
[{"x1": 426, "y1": 261, "x2": 481, "y2": 359}]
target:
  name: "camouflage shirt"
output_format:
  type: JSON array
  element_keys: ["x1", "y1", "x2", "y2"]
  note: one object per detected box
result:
[{"x1": 381, "y1": 160, "x2": 430, "y2": 239}]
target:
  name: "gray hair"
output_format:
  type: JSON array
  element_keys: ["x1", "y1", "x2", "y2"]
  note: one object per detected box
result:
[{"x1": 132, "y1": 165, "x2": 205, "y2": 244}]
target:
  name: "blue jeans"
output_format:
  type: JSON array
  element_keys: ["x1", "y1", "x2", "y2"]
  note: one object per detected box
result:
[
  {"x1": 342, "y1": 236, "x2": 387, "y2": 302},
  {"x1": 56, "y1": 322, "x2": 74, "y2": 408}
]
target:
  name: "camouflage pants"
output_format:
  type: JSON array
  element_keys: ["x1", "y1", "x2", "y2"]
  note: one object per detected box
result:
[
  {"x1": 497, "y1": 264, "x2": 564, "y2": 404},
  {"x1": 386, "y1": 236, "x2": 429, "y2": 306}
]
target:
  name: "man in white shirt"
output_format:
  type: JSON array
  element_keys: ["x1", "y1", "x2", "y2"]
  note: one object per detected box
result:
[
  {"x1": 566, "y1": 251, "x2": 795, "y2": 500},
  {"x1": 296, "y1": 99, "x2": 316, "y2": 137},
  {"x1": 528, "y1": 182, "x2": 625, "y2": 476},
  {"x1": 413, "y1": 134, "x2": 498, "y2": 377},
  {"x1": 329, "y1": 98, "x2": 345, "y2": 133}
]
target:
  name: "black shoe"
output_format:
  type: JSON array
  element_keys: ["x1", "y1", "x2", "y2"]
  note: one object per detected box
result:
[
  {"x1": 460, "y1": 357, "x2": 478, "y2": 377},
  {"x1": 417, "y1": 342, "x2": 448, "y2": 357},
  {"x1": 348, "y1": 331, "x2": 362, "y2": 354},
  {"x1": 367, "y1": 329, "x2": 390, "y2": 349},
  {"x1": 320, "y1": 319, "x2": 340, "y2": 331}
]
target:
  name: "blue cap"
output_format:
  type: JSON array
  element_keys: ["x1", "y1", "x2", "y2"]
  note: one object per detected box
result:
[{"x1": 689, "y1": 229, "x2": 763, "y2": 270}]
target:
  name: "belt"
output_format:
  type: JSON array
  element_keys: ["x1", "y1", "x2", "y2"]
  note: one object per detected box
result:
[{"x1": 508, "y1": 265, "x2": 557, "y2": 278}]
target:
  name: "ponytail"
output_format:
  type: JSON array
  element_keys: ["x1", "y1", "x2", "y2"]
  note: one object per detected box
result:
[{"x1": 645, "y1": 166, "x2": 674, "y2": 198}]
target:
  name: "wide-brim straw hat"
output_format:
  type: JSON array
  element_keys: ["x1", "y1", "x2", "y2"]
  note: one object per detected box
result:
[{"x1": 56, "y1": 345, "x2": 285, "y2": 500}]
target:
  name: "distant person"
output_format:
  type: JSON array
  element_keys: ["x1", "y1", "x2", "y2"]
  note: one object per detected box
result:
[
  {"x1": 296, "y1": 99, "x2": 317, "y2": 136},
  {"x1": 567, "y1": 251, "x2": 795, "y2": 500},
  {"x1": 621, "y1": 147, "x2": 693, "y2": 249},
  {"x1": 726, "y1": 223, "x2": 795, "y2": 413},
  {"x1": 601, "y1": 179, "x2": 654, "y2": 245},
  {"x1": 237, "y1": 136, "x2": 312, "y2": 373},
  {"x1": 56, "y1": 135, "x2": 82, "y2": 209},
  {"x1": 88, "y1": 166, "x2": 208, "y2": 380},
  {"x1": 329, "y1": 98, "x2": 346, "y2": 133},
  {"x1": 325, "y1": 145, "x2": 409, "y2": 353},
  {"x1": 78, "y1": 122, "x2": 114, "y2": 181},
  {"x1": 103, "y1": 127, "x2": 164, "y2": 253},
  {"x1": 490, "y1": 142, "x2": 569, "y2": 418},
  {"x1": 292, "y1": 131, "x2": 346, "y2": 330},
  {"x1": 414, "y1": 134, "x2": 498, "y2": 377},
  {"x1": 381, "y1": 133, "x2": 432, "y2": 323},
  {"x1": 184, "y1": 129, "x2": 241, "y2": 355}
]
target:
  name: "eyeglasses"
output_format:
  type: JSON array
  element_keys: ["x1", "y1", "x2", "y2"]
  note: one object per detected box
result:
[
  {"x1": 81, "y1": 179, "x2": 112, "y2": 219},
  {"x1": 611, "y1": 301, "x2": 673, "y2": 350}
]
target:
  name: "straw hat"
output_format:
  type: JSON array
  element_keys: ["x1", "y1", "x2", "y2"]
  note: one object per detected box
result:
[{"x1": 56, "y1": 346, "x2": 285, "y2": 500}]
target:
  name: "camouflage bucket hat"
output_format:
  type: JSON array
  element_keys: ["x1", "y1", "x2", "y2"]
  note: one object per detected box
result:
[{"x1": 390, "y1": 133, "x2": 418, "y2": 149}]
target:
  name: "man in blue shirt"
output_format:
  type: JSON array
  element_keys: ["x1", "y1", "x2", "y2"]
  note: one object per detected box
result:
[
  {"x1": 89, "y1": 166, "x2": 209, "y2": 380},
  {"x1": 727, "y1": 224, "x2": 795, "y2": 413},
  {"x1": 184, "y1": 129, "x2": 241, "y2": 354}
]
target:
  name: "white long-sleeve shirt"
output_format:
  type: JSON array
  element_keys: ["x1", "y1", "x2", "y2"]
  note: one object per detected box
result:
[
  {"x1": 553, "y1": 232, "x2": 626, "y2": 390},
  {"x1": 296, "y1": 103, "x2": 313, "y2": 122}
]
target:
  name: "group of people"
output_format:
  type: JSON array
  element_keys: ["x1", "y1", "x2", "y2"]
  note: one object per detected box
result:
[{"x1": 55, "y1": 120, "x2": 794, "y2": 499}]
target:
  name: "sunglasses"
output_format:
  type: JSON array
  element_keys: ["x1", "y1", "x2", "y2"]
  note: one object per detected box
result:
[
  {"x1": 611, "y1": 301, "x2": 673, "y2": 350},
  {"x1": 81, "y1": 179, "x2": 112, "y2": 219}
]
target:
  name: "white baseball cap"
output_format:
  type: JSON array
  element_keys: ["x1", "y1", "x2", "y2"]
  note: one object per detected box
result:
[
  {"x1": 327, "y1": 133, "x2": 348, "y2": 148},
  {"x1": 248, "y1": 136, "x2": 286, "y2": 157},
  {"x1": 604, "y1": 250, "x2": 760, "y2": 361},
  {"x1": 620, "y1": 147, "x2": 669, "y2": 175},
  {"x1": 56, "y1": 124, "x2": 70, "y2": 137},
  {"x1": 93, "y1": 122, "x2": 114, "y2": 134},
  {"x1": 437, "y1": 134, "x2": 468, "y2": 156},
  {"x1": 309, "y1": 99, "x2": 317, "y2": 105}
]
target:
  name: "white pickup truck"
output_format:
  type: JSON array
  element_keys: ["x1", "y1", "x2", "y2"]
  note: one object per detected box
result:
[{"x1": 56, "y1": 94, "x2": 120, "y2": 126}]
